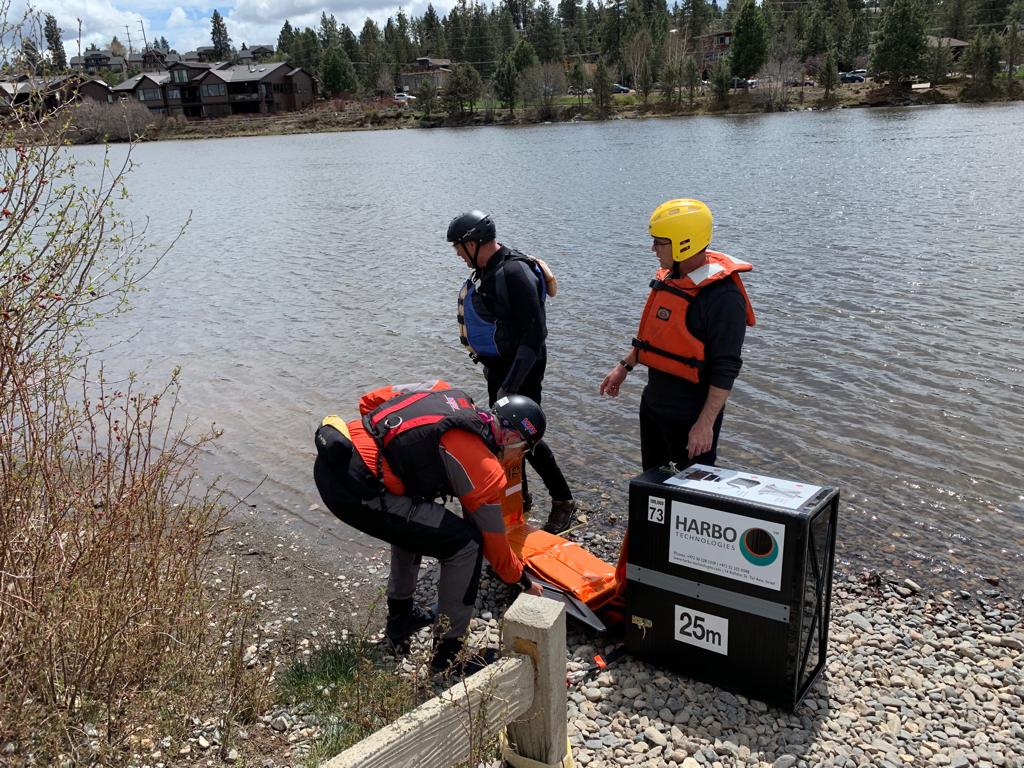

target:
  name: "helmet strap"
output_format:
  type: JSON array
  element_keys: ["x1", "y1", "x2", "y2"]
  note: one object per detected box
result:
[{"x1": 466, "y1": 240, "x2": 482, "y2": 270}]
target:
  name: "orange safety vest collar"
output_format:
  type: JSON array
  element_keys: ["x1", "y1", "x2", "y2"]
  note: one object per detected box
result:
[{"x1": 632, "y1": 251, "x2": 755, "y2": 383}]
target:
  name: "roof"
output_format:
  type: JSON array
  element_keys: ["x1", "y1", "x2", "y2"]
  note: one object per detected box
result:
[
  {"x1": 201, "y1": 62, "x2": 290, "y2": 83},
  {"x1": 926, "y1": 35, "x2": 969, "y2": 47},
  {"x1": 112, "y1": 72, "x2": 170, "y2": 91}
]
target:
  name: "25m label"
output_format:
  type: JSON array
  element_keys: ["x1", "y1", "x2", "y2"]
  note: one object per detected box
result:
[{"x1": 674, "y1": 605, "x2": 729, "y2": 655}]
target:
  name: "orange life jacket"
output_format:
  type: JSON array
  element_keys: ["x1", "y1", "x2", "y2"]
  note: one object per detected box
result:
[{"x1": 632, "y1": 251, "x2": 756, "y2": 384}]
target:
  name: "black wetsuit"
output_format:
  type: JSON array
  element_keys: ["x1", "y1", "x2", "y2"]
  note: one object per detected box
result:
[{"x1": 472, "y1": 246, "x2": 572, "y2": 502}]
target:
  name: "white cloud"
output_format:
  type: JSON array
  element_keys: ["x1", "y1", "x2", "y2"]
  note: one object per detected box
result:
[
  {"x1": 166, "y1": 6, "x2": 189, "y2": 27},
  {"x1": 35, "y1": 0, "x2": 462, "y2": 60}
]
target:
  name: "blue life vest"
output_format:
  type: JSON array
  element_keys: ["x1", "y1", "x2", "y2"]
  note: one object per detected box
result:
[{"x1": 457, "y1": 251, "x2": 546, "y2": 360}]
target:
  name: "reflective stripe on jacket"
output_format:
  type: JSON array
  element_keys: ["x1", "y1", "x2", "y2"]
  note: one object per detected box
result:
[{"x1": 632, "y1": 251, "x2": 756, "y2": 383}]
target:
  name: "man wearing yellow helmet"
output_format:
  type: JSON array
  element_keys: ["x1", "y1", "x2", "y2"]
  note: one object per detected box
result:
[{"x1": 600, "y1": 199, "x2": 756, "y2": 470}]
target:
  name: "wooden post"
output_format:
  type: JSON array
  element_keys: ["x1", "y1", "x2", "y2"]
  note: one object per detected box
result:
[{"x1": 501, "y1": 594, "x2": 568, "y2": 766}]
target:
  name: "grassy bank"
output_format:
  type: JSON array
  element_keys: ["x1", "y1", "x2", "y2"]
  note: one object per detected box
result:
[{"x1": 71, "y1": 79, "x2": 1022, "y2": 147}]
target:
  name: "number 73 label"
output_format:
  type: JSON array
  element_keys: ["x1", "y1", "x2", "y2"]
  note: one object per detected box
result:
[
  {"x1": 647, "y1": 496, "x2": 666, "y2": 523},
  {"x1": 675, "y1": 605, "x2": 729, "y2": 655}
]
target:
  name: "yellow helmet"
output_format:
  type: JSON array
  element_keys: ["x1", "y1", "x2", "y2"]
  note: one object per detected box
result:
[{"x1": 648, "y1": 199, "x2": 713, "y2": 261}]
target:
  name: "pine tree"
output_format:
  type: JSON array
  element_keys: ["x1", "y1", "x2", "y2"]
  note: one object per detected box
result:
[
  {"x1": 1008, "y1": 16, "x2": 1022, "y2": 94},
  {"x1": 963, "y1": 31, "x2": 1002, "y2": 89},
  {"x1": 446, "y1": 8, "x2": 467, "y2": 61},
  {"x1": 730, "y1": 0, "x2": 767, "y2": 79},
  {"x1": 683, "y1": 54, "x2": 699, "y2": 107},
  {"x1": 711, "y1": 56, "x2": 731, "y2": 103},
  {"x1": 465, "y1": 5, "x2": 496, "y2": 77},
  {"x1": 211, "y1": 10, "x2": 232, "y2": 59},
  {"x1": 944, "y1": 0, "x2": 969, "y2": 40},
  {"x1": 495, "y1": 5, "x2": 518, "y2": 55},
  {"x1": 159, "y1": 36, "x2": 170, "y2": 51},
  {"x1": 278, "y1": 20, "x2": 295, "y2": 56},
  {"x1": 870, "y1": 0, "x2": 927, "y2": 85},
  {"x1": 926, "y1": 38, "x2": 951, "y2": 85},
  {"x1": 421, "y1": 4, "x2": 447, "y2": 56},
  {"x1": 821, "y1": 46, "x2": 838, "y2": 96},
  {"x1": 531, "y1": 0, "x2": 565, "y2": 61},
  {"x1": 319, "y1": 13, "x2": 340, "y2": 49},
  {"x1": 494, "y1": 51, "x2": 520, "y2": 113},
  {"x1": 591, "y1": 57, "x2": 613, "y2": 109},
  {"x1": 321, "y1": 48, "x2": 344, "y2": 96},
  {"x1": 44, "y1": 14, "x2": 66, "y2": 70},
  {"x1": 22, "y1": 40, "x2": 41, "y2": 73}
]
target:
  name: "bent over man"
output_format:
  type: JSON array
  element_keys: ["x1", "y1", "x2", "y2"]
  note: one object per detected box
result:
[
  {"x1": 448, "y1": 210, "x2": 579, "y2": 533},
  {"x1": 600, "y1": 199, "x2": 755, "y2": 470},
  {"x1": 313, "y1": 381, "x2": 544, "y2": 673}
]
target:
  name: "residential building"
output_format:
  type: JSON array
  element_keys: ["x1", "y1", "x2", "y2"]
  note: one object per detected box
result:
[
  {"x1": 1, "y1": 74, "x2": 112, "y2": 114},
  {"x1": 69, "y1": 49, "x2": 127, "y2": 74},
  {"x1": 687, "y1": 31, "x2": 733, "y2": 77},
  {"x1": 111, "y1": 61, "x2": 315, "y2": 117},
  {"x1": 925, "y1": 36, "x2": 969, "y2": 61},
  {"x1": 238, "y1": 45, "x2": 275, "y2": 63},
  {"x1": 399, "y1": 57, "x2": 452, "y2": 92}
]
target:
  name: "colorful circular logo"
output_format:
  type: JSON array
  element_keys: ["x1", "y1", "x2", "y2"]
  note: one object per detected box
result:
[{"x1": 739, "y1": 528, "x2": 779, "y2": 566}]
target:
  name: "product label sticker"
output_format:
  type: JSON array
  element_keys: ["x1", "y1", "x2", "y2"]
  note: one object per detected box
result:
[
  {"x1": 675, "y1": 604, "x2": 729, "y2": 655},
  {"x1": 668, "y1": 501, "x2": 786, "y2": 590},
  {"x1": 647, "y1": 496, "x2": 666, "y2": 524},
  {"x1": 664, "y1": 464, "x2": 821, "y2": 511}
]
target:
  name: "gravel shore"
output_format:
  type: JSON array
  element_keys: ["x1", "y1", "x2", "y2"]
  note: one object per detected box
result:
[{"x1": 197, "y1": 509, "x2": 1023, "y2": 768}]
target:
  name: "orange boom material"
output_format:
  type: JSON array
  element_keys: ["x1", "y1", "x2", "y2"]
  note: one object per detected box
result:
[{"x1": 501, "y1": 454, "x2": 619, "y2": 616}]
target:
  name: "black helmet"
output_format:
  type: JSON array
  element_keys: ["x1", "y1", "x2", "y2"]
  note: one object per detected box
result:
[
  {"x1": 447, "y1": 210, "x2": 496, "y2": 245},
  {"x1": 491, "y1": 394, "x2": 546, "y2": 450}
]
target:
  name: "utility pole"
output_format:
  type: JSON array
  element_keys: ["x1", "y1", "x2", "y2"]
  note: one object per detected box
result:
[
  {"x1": 138, "y1": 19, "x2": 149, "y2": 50},
  {"x1": 124, "y1": 25, "x2": 133, "y2": 54}
]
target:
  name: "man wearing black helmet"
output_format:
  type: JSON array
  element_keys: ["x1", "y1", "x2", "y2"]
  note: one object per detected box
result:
[
  {"x1": 313, "y1": 382, "x2": 544, "y2": 674},
  {"x1": 447, "y1": 210, "x2": 579, "y2": 534}
]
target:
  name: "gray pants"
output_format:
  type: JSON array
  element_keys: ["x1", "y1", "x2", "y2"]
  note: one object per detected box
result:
[{"x1": 372, "y1": 494, "x2": 483, "y2": 640}]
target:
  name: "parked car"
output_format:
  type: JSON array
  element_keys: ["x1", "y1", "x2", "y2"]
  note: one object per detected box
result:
[
  {"x1": 730, "y1": 76, "x2": 752, "y2": 89},
  {"x1": 393, "y1": 92, "x2": 417, "y2": 102},
  {"x1": 839, "y1": 72, "x2": 865, "y2": 83},
  {"x1": 610, "y1": 83, "x2": 630, "y2": 93},
  {"x1": 785, "y1": 77, "x2": 816, "y2": 87}
]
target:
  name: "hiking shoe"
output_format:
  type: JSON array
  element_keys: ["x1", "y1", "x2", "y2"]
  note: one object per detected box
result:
[
  {"x1": 430, "y1": 639, "x2": 499, "y2": 678},
  {"x1": 385, "y1": 603, "x2": 435, "y2": 651},
  {"x1": 543, "y1": 499, "x2": 579, "y2": 534}
]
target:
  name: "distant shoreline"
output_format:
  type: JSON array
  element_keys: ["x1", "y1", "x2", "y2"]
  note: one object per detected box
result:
[{"x1": 74, "y1": 82, "x2": 1023, "y2": 146}]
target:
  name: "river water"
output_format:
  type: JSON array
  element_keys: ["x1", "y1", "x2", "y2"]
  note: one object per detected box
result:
[{"x1": 81, "y1": 103, "x2": 1024, "y2": 593}]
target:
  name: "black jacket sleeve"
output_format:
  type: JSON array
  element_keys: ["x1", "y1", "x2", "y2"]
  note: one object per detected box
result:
[
  {"x1": 694, "y1": 280, "x2": 747, "y2": 390},
  {"x1": 496, "y1": 259, "x2": 546, "y2": 393}
]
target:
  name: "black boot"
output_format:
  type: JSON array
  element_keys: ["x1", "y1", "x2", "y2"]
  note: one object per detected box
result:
[
  {"x1": 385, "y1": 598, "x2": 435, "y2": 652},
  {"x1": 430, "y1": 638, "x2": 499, "y2": 678},
  {"x1": 543, "y1": 499, "x2": 579, "y2": 534}
]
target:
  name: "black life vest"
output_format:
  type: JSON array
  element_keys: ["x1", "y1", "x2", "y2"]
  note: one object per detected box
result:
[{"x1": 362, "y1": 388, "x2": 498, "y2": 499}]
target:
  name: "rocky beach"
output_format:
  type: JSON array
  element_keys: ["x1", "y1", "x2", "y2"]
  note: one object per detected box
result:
[{"x1": 160, "y1": 497, "x2": 1024, "y2": 768}]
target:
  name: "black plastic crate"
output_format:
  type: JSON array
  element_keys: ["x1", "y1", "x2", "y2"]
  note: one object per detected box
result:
[{"x1": 624, "y1": 464, "x2": 839, "y2": 711}]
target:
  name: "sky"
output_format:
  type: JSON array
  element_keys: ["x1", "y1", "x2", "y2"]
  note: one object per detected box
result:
[{"x1": 38, "y1": 0, "x2": 453, "y2": 56}]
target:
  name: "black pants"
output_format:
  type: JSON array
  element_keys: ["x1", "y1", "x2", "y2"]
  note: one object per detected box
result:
[
  {"x1": 639, "y1": 397, "x2": 725, "y2": 472},
  {"x1": 481, "y1": 355, "x2": 572, "y2": 502},
  {"x1": 314, "y1": 456, "x2": 483, "y2": 638}
]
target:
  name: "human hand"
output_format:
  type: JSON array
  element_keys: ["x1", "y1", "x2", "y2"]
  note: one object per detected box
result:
[
  {"x1": 600, "y1": 365, "x2": 628, "y2": 397},
  {"x1": 525, "y1": 582, "x2": 543, "y2": 596},
  {"x1": 687, "y1": 420, "x2": 714, "y2": 459}
]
